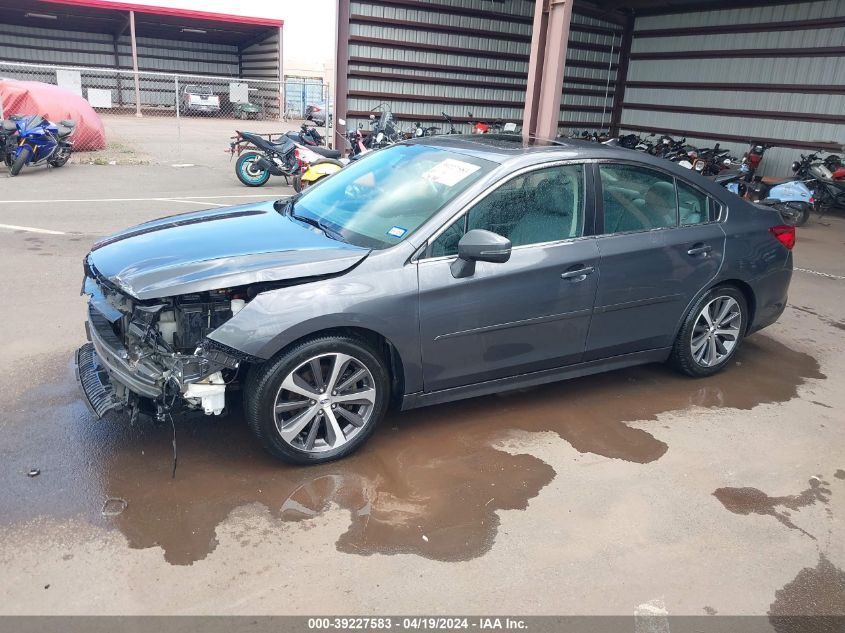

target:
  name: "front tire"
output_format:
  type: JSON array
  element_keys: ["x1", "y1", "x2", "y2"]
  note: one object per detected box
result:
[
  {"x1": 235, "y1": 151, "x2": 271, "y2": 187},
  {"x1": 9, "y1": 145, "x2": 31, "y2": 176},
  {"x1": 670, "y1": 286, "x2": 747, "y2": 377},
  {"x1": 244, "y1": 336, "x2": 390, "y2": 464}
]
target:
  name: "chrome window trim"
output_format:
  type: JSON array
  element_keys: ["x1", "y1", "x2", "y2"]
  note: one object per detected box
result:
[{"x1": 416, "y1": 158, "x2": 593, "y2": 262}]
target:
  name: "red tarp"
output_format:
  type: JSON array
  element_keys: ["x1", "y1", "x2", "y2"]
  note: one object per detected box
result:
[{"x1": 0, "y1": 80, "x2": 106, "y2": 151}]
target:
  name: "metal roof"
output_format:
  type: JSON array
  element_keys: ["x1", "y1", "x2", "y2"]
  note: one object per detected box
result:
[{"x1": 0, "y1": 0, "x2": 282, "y2": 46}]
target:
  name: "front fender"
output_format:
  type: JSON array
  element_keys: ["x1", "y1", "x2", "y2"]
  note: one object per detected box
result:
[{"x1": 207, "y1": 248, "x2": 422, "y2": 393}]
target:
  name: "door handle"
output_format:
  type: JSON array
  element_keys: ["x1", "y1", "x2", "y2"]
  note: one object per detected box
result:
[
  {"x1": 561, "y1": 265, "x2": 595, "y2": 281},
  {"x1": 687, "y1": 244, "x2": 712, "y2": 256}
]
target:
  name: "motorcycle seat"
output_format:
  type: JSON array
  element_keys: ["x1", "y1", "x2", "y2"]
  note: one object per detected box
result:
[
  {"x1": 56, "y1": 124, "x2": 75, "y2": 138},
  {"x1": 59, "y1": 120, "x2": 76, "y2": 128},
  {"x1": 309, "y1": 146, "x2": 342, "y2": 159},
  {"x1": 760, "y1": 176, "x2": 793, "y2": 184},
  {"x1": 759, "y1": 198, "x2": 780, "y2": 206}
]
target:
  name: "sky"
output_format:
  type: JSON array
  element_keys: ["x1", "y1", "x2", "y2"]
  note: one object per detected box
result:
[{"x1": 95, "y1": 0, "x2": 337, "y2": 77}]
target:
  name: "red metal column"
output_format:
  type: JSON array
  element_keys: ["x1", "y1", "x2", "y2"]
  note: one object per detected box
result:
[
  {"x1": 335, "y1": 0, "x2": 350, "y2": 154},
  {"x1": 523, "y1": 0, "x2": 574, "y2": 140}
]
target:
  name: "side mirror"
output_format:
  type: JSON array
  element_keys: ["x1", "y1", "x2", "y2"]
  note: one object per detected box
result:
[{"x1": 450, "y1": 229, "x2": 512, "y2": 279}]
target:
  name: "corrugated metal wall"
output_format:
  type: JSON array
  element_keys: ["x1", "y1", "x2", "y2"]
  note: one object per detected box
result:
[
  {"x1": 0, "y1": 23, "x2": 241, "y2": 75},
  {"x1": 343, "y1": 0, "x2": 623, "y2": 135},
  {"x1": 620, "y1": 0, "x2": 845, "y2": 176},
  {"x1": 241, "y1": 29, "x2": 282, "y2": 81}
]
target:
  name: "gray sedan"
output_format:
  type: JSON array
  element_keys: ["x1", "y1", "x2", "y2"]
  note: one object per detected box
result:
[{"x1": 76, "y1": 136, "x2": 794, "y2": 464}]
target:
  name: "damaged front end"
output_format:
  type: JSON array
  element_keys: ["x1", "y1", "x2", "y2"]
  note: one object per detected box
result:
[{"x1": 75, "y1": 258, "x2": 255, "y2": 421}]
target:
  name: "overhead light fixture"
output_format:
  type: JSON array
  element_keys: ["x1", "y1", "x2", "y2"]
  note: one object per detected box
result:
[
  {"x1": 25, "y1": 12, "x2": 57, "y2": 19},
  {"x1": 180, "y1": 27, "x2": 206, "y2": 34}
]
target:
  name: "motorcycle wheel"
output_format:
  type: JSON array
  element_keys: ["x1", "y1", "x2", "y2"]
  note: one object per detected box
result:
[
  {"x1": 9, "y1": 145, "x2": 31, "y2": 176},
  {"x1": 292, "y1": 175, "x2": 302, "y2": 193},
  {"x1": 235, "y1": 152, "x2": 271, "y2": 187},
  {"x1": 776, "y1": 202, "x2": 811, "y2": 228}
]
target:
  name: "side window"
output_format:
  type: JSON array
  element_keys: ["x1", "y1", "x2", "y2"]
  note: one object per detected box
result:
[
  {"x1": 677, "y1": 180, "x2": 711, "y2": 225},
  {"x1": 599, "y1": 164, "x2": 678, "y2": 234},
  {"x1": 429, "y1": 164, "x2": 585, "y2": 257}
]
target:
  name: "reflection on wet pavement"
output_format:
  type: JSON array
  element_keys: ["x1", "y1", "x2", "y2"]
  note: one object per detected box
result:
[{"x1": 1, "y1": 335, "x2": 825, "y2": 565}]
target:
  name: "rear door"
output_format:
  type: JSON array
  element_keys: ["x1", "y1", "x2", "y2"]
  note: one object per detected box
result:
[{"x1": 585, "y1": 162, "x2": 725, "y2": 361}]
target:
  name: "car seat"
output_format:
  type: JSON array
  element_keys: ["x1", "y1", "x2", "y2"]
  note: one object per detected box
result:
[{"x1": 508, "y1": 177, "x2": 576, "y2": 246}]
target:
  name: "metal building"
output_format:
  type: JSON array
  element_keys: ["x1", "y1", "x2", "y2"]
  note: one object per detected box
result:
[
  {"x1": 337, "y1": 0, "x2": 624, "y2": 135},
  {"x1": 0, "y1": 0, "x2": 283, "y2": 114},
  {"x1": 334, "y1": 0, "x2": 845, "y2": 174}
]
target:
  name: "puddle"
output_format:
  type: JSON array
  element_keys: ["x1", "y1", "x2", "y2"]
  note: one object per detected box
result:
[
  {"x1": 769, "y1": 554, "x2": 845, "y2": 632},
  {"x1": 1, "y1": 335, "x2": 825, "y2": 565},
  {"x1": 713, "y1": 477, "x2": 831, "y2": 539}
]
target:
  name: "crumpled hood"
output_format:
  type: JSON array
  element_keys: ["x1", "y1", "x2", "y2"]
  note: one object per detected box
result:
[{"x1": 87, "y1": 201, "x2": 369, "y2": 300}]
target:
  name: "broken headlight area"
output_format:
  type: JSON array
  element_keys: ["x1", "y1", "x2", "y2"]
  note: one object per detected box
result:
[{"x1": 76, "y1": 269, "x2": 255, "y2": 421}]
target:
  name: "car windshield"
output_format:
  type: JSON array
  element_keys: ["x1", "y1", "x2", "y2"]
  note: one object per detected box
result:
[{"x1": 291, "y1": 143, "x2": 496, "y2": 249}]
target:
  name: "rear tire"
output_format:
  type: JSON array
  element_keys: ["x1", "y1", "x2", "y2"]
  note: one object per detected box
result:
[
  {"x1": 9, "y1": 145, "x2": 30, "y2": 176},
  {"x1": 777, "y1": 202, "x2": 810, "y2": 227},
  {"x1": 48, "y1": 150, "x2": 71, "y2": 168},
  {"x1": 670, "y1": 285, "x2": 748, "y2": 378},
  {"x1": 235, "y1": 151, "x2": 270, "y2": 187},
  {"x1": 244, "y1": 335, "x2": 390, "y2": 464}
]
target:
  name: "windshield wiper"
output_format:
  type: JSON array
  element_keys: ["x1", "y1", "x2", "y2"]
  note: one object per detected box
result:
[{"x1": 286, "y1": 199, "x2": 345, "y2": 242}]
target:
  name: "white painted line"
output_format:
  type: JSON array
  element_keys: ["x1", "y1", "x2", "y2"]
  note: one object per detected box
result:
[
  {"x1": 795, "y1": 267, "x2": 845, "y2": 281},
  {"x1": 0, "y1": 194, "x2": 285, "y2": 204},
  {"x1": 171, "y1": 163, "x2": 196, "y2": 168},
  {"x1": 161, "y1": 199, "x2": 227, "y2": 207},
  {"x1": 0, "y1": 223, "x2": 66, "y2": 235}
]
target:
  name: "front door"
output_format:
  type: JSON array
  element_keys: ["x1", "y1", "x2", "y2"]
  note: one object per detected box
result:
[{"x1": 417, "y1": 162, "x2": 599, "y2": 392}]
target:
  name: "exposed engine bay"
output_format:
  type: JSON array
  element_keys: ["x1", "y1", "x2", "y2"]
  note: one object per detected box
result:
[{"x1": 79, "y1": 257, "x2": 256, "y2": 420}]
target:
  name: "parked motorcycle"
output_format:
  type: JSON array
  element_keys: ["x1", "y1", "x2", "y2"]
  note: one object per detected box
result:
[
  {"x1": 714, "y1": 171, "x2": 813, "y2": 227},
  {"x1": 5, "y1": 114, "x2": 75, "y2": 176},
  {"x1": 441, "y1": 112, "x2": 459, "y2": 135},
  {"x1": 793, "y1": 152, "x2": 845, "y2": 212},
  {"x1": 285, "y1": 123, "x2": 324, "y2": 147},
  {"x1": 229, "y1": 129, "x2": 343, "y2": 190},
  {"x1": 0, "y1": 118, "x2": 18, "y2": 167}
]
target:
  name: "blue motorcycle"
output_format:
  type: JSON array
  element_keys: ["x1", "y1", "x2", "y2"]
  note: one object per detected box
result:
[
  {"x1": 4, "y1": 114, "x2": 75, "y2": 176},
  {"x1": 715, "y1": 167, "x2": 813, "y2": 227}
]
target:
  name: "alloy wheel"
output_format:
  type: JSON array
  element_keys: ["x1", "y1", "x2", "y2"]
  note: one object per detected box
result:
[
  {"x1": 273, "y1": 353, "x2": 377, "y2": 453},
  {"x1": 690, "y1": 296, "x2": 741, "y2": 367}
]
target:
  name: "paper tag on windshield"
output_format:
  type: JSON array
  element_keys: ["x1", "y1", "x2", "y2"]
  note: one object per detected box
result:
[
  {"x1": 387, "y1": 226, "x2": 407, "y2": 238},
  {"x1": 422, "y1": 158, "x2": 481, "y2": 187}
]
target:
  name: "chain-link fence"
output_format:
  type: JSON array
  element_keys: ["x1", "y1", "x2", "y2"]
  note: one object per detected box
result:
[
  {"x1": 0, "y1": 60, "x2": 305, "y2": 161},
  {"x1": 284, "y1": 76, "x2": 329, "y2": 122}
]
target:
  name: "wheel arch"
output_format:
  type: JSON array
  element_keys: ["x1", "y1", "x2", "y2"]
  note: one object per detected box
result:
[
  {"x1": 254, "y1": 326, "x2": 407, "y2": 410},
  {"x1": 674, "y1": 277, "x2": 758, "y2": 341},
  {"x1": 711, "y1": 278, "x2": 757, "y2": 334}
]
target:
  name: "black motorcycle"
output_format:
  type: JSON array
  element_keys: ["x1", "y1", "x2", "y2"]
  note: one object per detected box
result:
[
  {"x1": 0, "y1": 118, "x2": 17, "y2": 167},
  {"x1": 793, "y1": 152, "x2": 845, "y2": 212},
  {"x1": 285, "y1": 123, "x2": 323, "y2": 147},
  {"x1": 230, "y1": 130, "x2": 301, "y2": 187}
]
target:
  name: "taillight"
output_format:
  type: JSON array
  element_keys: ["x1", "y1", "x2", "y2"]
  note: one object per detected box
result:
[
  {"x1": 769, "y1": 225, "x2": 796, "y2": 250},
  {"x1": 809, "y1": 196, "x2": 815, "y2": 204}
]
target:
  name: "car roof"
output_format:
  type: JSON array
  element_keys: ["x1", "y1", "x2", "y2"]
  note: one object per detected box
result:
[{"x1": 408, "y1": 134, "x2": 730, "y2": 198}]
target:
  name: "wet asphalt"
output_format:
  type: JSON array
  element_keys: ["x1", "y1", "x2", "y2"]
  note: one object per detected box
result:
[{"x1": 0, "y1": 154, "x2": 844, "y2": 617}]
